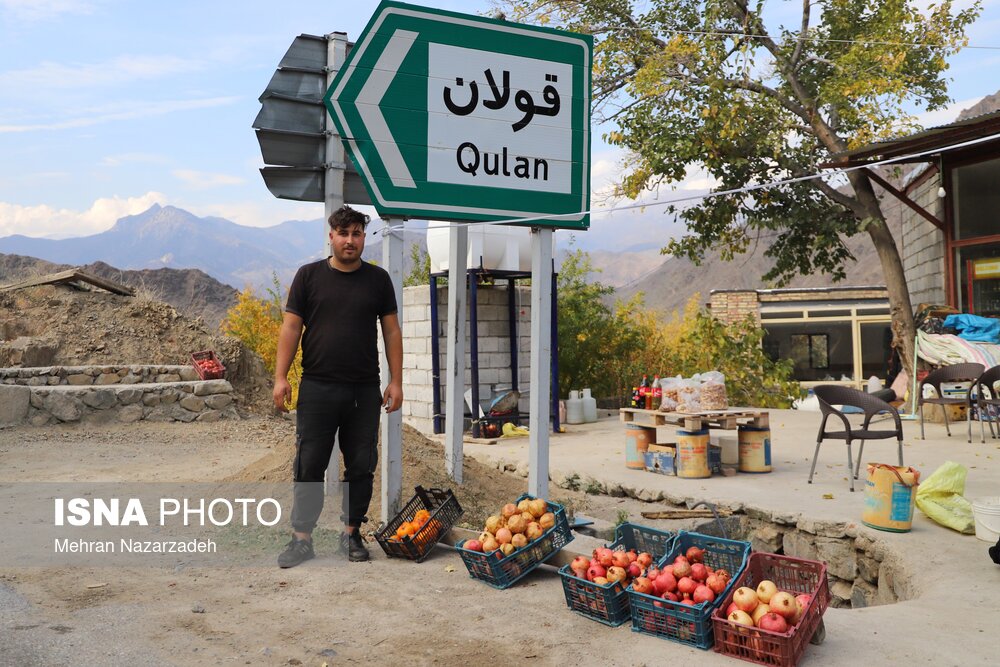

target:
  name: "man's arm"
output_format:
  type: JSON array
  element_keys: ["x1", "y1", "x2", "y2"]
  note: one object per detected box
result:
[
  {"x1": 380, "y1": 312, "x2": 403, "y2": 413},
  {"x1": 273, "y1": 311, "x2": 304, "y2": 412}
]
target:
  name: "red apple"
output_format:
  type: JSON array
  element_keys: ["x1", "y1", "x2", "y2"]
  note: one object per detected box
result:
[
  {"x1": 690, "y1": 563, "x2": 709, "y2": 582},
  {"x1": 693, "y1": 584, "x2": 715, "y2": 604},
  {"x1": 728, "y1": 610, "x2": 754, "y2": 627},
  {"x1": 769, "y1": 592, "x2": 797, "y2": 620},
  {"x1": 757, "y1": 612, "x2": 789, "y2": 633},
  {"x1": 755, "y1": 579, "x2": 778, "y2": 604},
  {"x1": 632, "y1": 577, "x2": 653, "y2": 595},
  {"x1": 733, "y1": 587, "x2": 759, "y2": 613}
]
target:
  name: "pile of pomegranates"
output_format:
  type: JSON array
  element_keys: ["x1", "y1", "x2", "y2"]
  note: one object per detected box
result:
[
  {"x1": 462, "y1": 497, "x2": 556, "y2": 557},
  {"x1": 724, "y1": 580, "x2": 812, "y2": 633},
  {"x1": 568, "y1": 546, "x2": 656, "y2": 588},
  {"x1": 631, "y1": 546, "x2": 731, "y2": 606}
]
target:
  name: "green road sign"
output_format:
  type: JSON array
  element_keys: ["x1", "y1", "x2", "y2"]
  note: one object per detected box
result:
[{"x1": 325, "y1": 1, "x2": 591, "y2": 228}]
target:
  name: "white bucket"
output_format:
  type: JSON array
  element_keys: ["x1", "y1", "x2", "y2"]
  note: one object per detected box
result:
[{"x1": 972, "y1": 496, "x2": 1000, "y2": 542}]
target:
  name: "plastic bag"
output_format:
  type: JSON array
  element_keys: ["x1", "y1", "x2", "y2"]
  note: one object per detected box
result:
[
  {"x1": 658, "y1": 376, "x2": 682, "y2": 412},
  {"x1": 676, "y1": 379, "x2": 702, "y2": 413},
  {"x1": 915, "y1": 461, "x2": 976, "y2": 534},
  {"x1": 699, "y1": 371, "x2": 729, "y2": 410}
]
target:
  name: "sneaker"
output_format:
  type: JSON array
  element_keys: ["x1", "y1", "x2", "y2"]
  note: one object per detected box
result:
[
  {"x1": 340, "y1": 530, "x2": 370, "y2": 562},
  {"x1": 277, "y1": 537, "x2": 314, "y2": 568}
]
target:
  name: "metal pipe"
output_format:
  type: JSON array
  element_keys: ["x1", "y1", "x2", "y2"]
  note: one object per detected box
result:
[
  {"x1": 430, "y1": 274, "x2": 442, "y2": 434},
  {"x1": 470, "y1": 270, "x2": 480, "y2": 438}
]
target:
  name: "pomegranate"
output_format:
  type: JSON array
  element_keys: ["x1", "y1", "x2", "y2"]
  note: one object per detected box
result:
[
  {"x1": 732, "y1": 587, "x2": 759, "y2": 613},
  {"x1": 511, "y1": 533, "x2": 528, "y2": 549},
  {"x1": 715, "y1": 568, "x2": 730, "y2": 580},
  {"x1": 725, "y1": 602, "x2": 738, "y2": 617},
  {"x1": 626, "y1": 550, "x2": 638, "y2": 564},
  {"x1": 482, "y1": 536, "x2": 498, "y2": 552},
  {"x1": 506, "y1": 515, "x2": 528, "y2": 535},
  {"x1": 525, "y1": 522, "x2": 543, "y2": 541},
  {"x1": 755, "y1": 580, "x2": 778, "y2": 604},
  {"x1": 586, "y1": 563, "x2": 607, "y2": 581},
  {"x1": 627, "y1": 562, "x2": 642, "y2": 579},
  {"x1": 692, "y1": 584, "x2": 715, "y2": 604},
  {"x1": 500, "y1": 543, "x2": 515, "y2": 556},
  {"x1": 662, "y1": 591, "x2": 679, "y2": 602},
  {"x1": 520, "y1": 511, "x2": 535, "y2": 525},
  {"x1": 757, "y1": 612, "x2": 789, "y2": 633},
  {"x1": 611, "y1": 551, "x2": 630, "y2": 568},
  {"x1": 646, "y1": 567, "x2": 660, "y2": 581},
  {"x1": 706, "y1": 574, "x2": 727, "y2": 595},
  {"x1": 632, "y1": 577, "x2": 653, "y2": 595},
  {"x1": 690, "y1": 563, "x2": 708, "y2": 582},
  {"x1": 751, "y1": 603, "x2": 770, "y2": 626},
  {"x1": 593, "y1": 576, "x2": 609, "y2": 585},
  {"x1": 501, "y1": 503, "x2": 518, "y2": 519},
  {"x1": 464, "y1": 539, "x2": 483, "y2": 552},
  {"x1": 637, "y1": 553, "x2": 653, "y2": 569},
  {"x1": 484, "y1": 514, "x2": 503, "y2": 533},
  {"x1": 660, "y1": 565, "x2": 673, "y2": 578},
  {"x1": 672, "y1": 559, "x2": 692, "y2": 579},
  {"x1": 685, "y1": 546, "x2": 705, "y2": 563},
  {"x1": 595, "y1": 548, "x2": 614, "y2": 567},
  {"x1": 677, "y1": 576, "x2": 698, "y2": 596},
  {"x1": 528, "y1": 498, "x2": 548, "y2": 518},
  {"x1": 768, "y1": 592, "x2": 797, "y2": 620},
  {"x1": 728, "y1": 610, "x2": 753, "y2": 627},
  {"x1": 539, "y1": 512, "x2": 556, "y2": 530},
  {"x1": 653, "y1": 572, "x2": 677, "y2": 595},
  {"x1": 495, "y1": 527, "x2": 512, "y2": 545},
  {"x1": 605, "y1": 566, "x2": 627, "y2": 584}
]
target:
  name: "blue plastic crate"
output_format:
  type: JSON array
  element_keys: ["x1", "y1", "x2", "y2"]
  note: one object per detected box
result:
[
  {"x1": 455, "y1": 495, "x2": 573, "y2": 589},
  {"x1": 628, "y1": 530, "x2": 751, "y2": 649},
  {"x1": 560, "y1": 523, "x2": 677, "y2": 627}
]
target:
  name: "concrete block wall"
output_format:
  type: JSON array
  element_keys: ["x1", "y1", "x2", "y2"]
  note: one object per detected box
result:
[
  {"x1": 399, "y1": 284, "x2": 532, "y2": 433},
  {"x1": 901, "y1": 174, "x2": 947, "y2": 306}
]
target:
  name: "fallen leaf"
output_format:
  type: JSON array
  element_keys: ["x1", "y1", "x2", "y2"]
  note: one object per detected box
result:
[
  {"x1": 445, "y1": 565, "x2": 456, "y2": 573},
  {"x1": 822, "y1": 494, "x2": 835, "y2": 500}
]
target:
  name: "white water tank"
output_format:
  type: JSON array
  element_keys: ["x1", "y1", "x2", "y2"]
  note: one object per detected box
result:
[
  {"x1": 565, "y1": 390, "x2": 584, "y2": 425},
  {"x1": 581, "y1": 388, "x2": 598, "y2": 423},
  {"x1": 426, "y1": 222, "x2": 532, "y2": 273}
]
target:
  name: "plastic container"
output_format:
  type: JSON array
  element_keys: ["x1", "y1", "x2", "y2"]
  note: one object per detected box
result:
[
  {"x1": 566, "y1": 390, "x2": 584, "y2": 424},
  {"x1": 718, "y1": 435, "x2": 739, "y2": 466},
  {"x1": 677, "y1": 429, "x2": 711, "y2": 478},
  {"x1": 628, "y1": 531, "x2": 751, "y2": 649},
  {"x1": 559, "y1": 523, "x2": 676, "y2": 627},
  {"x1": 190, "y1": 350, "x2": 225, "y2": 380},
  {"x1": 972, "y1": 496, "x2": 1000, "y2": 542},
  {"x1": 712, "y1": 552, "x2": 831, "y2": 667},
  {"x1": 862, "y1": 464, "x2": 920, "y2": 533},
  {"x1": 581, "y1": 388, "x2": 598, "y2": 423},
  {"x1": 738, "y1": 425, "x2": 772, "y2": 473},
  {"x1": 456, "y1": 495, "x2": 573, "y2": 589},
  {"x1": 374, "y1": 486, "x2": 464, "y2": 562},
  {"x1": 625, "y1": 425, "x2": 656, "y2": 469}
]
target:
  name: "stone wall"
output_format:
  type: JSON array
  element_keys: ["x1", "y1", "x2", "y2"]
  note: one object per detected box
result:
[
  {"x1": 901, "y1": 172, "x2": 947, "y2": 306},
  {"x1": 709, "y1": 290, "x2": 760, "y2": 325},
  {"x1": 1, "y1": 364, "x2": 200, "y2": 386},
  {"x1": 400, "y1": 284, "x2": 532, "y2": 433}
]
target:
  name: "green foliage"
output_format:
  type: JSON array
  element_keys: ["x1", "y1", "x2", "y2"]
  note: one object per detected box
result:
[
  {"x1": 403, "y1": 243, "x2": 431, "y2": 287},
  {"x1": 615, "y1": 509, "x2": 630, "y2": 527}
]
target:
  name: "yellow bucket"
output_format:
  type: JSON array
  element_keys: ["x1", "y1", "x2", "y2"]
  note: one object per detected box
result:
[
  {"x1": 862, "y1": 464, "x2": 920, "y2": 532},
  {"x1": 738, "y1": 426, "x2": 772, "y2": 473},
  {"x1": 625, "y1": 425, "x2": 656, "y2": 469},
  {"x1": 676, "y1": 429, "x2": 711, "y2": 478}
]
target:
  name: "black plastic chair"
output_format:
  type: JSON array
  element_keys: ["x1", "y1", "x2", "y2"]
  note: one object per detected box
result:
[
  {"x1": 918, "y1": 363, "x2": 984, "y2": 439},
  {"x1": 969, "y1": 365, "x2": 1000, "y2": 443},
  {"x1": 809, "y1": 385, "x2": 904, "y2": 492}
]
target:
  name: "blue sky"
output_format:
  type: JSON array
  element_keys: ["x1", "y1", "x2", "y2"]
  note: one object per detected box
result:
[{"x1": 0, "y1": 0, "x2": 998, "y2": 249}]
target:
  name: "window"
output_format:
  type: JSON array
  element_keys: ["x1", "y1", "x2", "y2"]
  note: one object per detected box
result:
[
  {"x1": 953, "y1": 155, "x2": 1000, "y2": 240},
  {"x1": 790, "y1": 334, "x2": 829, "y2": 370}
]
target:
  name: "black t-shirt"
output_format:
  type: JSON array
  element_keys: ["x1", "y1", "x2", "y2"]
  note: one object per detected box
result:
[{"x1": 285, "y1": 259, "x2": 397, "y2": 383}]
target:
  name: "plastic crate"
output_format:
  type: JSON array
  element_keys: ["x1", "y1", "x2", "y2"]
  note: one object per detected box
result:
[
  {"x1": 560, "y1": 523, "x2": 677, "y2": 626},
  {"x1": 190, "y1": 350, "x2": 225, "y2": 380},
  {"x1": 711, "y1": 552, "x2": 830, "y2": 667},
  {"x1": 628, "y1": 530, "x2": 751, "y2": 649},
  {"x1": 374, "y1": 486, "x2": 463, "y2": 562},
  {"x1": 455, "y1": 495, "x2": 573, "y2": 589}
]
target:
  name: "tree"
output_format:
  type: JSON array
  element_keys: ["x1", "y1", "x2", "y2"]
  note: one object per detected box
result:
[
  {"x1": 502, "y1": 0, "x2": 981, "y2": 379},
  {"x1": 403, "y1": 243, "x2": 431, "y2": 287}
]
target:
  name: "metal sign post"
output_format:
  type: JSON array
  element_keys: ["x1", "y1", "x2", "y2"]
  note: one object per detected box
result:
[
  {"x1": 380, "y1": 219, "x2": 404, "y2": 521},
  {"x1": 444, "y1": 226, "x2": 468, "y2": 483},
  {"x1": 528, "y1": 227, "x2": 553, "y2": 499}
]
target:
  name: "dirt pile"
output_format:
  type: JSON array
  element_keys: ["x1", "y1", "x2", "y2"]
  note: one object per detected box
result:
[{"x1": 0, "y1": 283, "x2": 273, "y2": 413}]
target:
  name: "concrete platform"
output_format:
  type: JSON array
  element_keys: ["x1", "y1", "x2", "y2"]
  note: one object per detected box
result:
[{"x1": 460, "y1": 407, "x2": 1000, "y2": 665}]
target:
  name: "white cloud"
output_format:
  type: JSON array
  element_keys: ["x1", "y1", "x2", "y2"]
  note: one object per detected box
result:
[
  {"x1": 0, "y1": 192, "x2": 167, "y2": 239},
  {"x1": 98, "y1": 153, "x2": 168, "y2": 167},
  {"x1": 172, "y1": 169, "x2": 245, "y2": 190},
  {"x1": 914, "y1": 95, "x2": 985, "y2": 128},
  {"x1": 0, "y1": 96, "x2": 241, "y2": 133},
  {"x1": 0, "y1": 55, "x2": 204, "y2": 90},
  {"x1": 0, "y1": 0, "x2": 93, "y2": 20},
  {"x1": 188, "y1": 201, "x2": 323, "y2": 229}
]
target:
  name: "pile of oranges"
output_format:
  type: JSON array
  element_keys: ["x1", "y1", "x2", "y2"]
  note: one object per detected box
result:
[{"x1": 389, "y1": 508, "x2": 442, "y2": 542}]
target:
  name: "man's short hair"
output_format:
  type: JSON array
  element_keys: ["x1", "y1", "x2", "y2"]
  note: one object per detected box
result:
[{"x1": 328, "y1": 205, "x2": 370, "y2": 231}]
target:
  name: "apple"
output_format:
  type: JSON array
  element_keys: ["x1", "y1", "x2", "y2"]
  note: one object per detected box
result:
[
  {"x1": 606, "y1": 566, "x2": 628, "y2": 585},
  {"x1": 728, "y1": 610, "x2": 754, "y2": 627},
  {"x1": 769, "y1": 591, "x2": 797, "y2": 620},
  {"x1": 751, "y1": 603, "x2": 770, "y2": 626},
  {"x1": 757, "y1": 612, "x2": 789, "y2": 633},
  {"x1": 693, "y1": 584, "x2": 715, "y2": 604},
  {"x1": 755, "y1": 579, "x2": 778, "y2": 604},
  {"x1": 733, "y1": 587, "x2": 759, "y2": 613},
  {"x1": 632, "y1": 577, "x2": 653, "y2": 595},
  {"x1": 690, "y1": 563, "x2": 709, "y2": 582}
]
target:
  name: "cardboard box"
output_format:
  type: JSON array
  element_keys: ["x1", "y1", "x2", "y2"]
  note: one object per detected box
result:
[{"x1": 644, "y1": 444, "x2": 722, "y2": 475}]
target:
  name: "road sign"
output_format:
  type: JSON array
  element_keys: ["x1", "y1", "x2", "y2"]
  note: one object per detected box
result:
[
  {"x1": 255, "y1": 34, "x2": 371, "y2": 204},
  {"x1": 325, "y1": 1, "x2": 591, "y2": 228}
]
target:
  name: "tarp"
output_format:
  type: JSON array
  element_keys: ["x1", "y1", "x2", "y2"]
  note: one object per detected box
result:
[{"x1": 942, "y1": 314, "x2": 1000, "y2": 343}]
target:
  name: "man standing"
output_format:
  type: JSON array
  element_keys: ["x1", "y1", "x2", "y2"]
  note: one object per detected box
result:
[{"x1": 273, "y1": 205, "x2": 403, "y2": 567}]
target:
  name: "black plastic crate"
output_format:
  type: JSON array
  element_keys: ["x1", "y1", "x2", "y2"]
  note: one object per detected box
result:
[
  {"x1": 374, "y1": 486, "x2": 463, "y2": 562},
  {"x1": 455, "y1": 495, "x2": 573, "y2": 589},
  {"x1": 628, "y1": 530, "x2": 751, "y2": 649},
  {"x1": 560, "y1": 523, "x2": 677, "y2": 627}
]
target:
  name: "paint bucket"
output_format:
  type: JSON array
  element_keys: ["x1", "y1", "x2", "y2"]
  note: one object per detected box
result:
[
  {"x1": 718, "y1": 435, "x2": 739, "y2": 466},
  {"x1": 738, "y1": 425, "x2": 772, "y2": 473},
  {"x1": 625, "y1": 424, "x2": 655, "y2": 470},
  {"x1": 972, "y1": 496, "x2": 1000, "y2": 542},
  {"x1": 862, "y1": 464, "x2": 920, "y2": 533},
  {"x1": 676, "y1": 429, "x2": 711, "y2": 478}
]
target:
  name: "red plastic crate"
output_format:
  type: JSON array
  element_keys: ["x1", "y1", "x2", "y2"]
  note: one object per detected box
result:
[
  {"x1": 191, "y1": 350, "x2": 225, "y2": 380},
  {"x1": 711, "y1": 552, "x2": 830, "y2": 667}
]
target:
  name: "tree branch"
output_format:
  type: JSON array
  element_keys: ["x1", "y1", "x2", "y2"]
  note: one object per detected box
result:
[{"x1": 791, "y1": 0, "x2": 812, "y2": 68}]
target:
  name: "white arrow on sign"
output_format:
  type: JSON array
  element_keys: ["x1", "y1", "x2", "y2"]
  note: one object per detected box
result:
[{"x1": 356, "y1": 28, "x2": 417, "y2": 189}]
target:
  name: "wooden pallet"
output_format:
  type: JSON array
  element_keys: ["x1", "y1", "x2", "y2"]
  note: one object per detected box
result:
[{"x1": 620, "y1": 407, "x2": 768, "y2": 431}]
